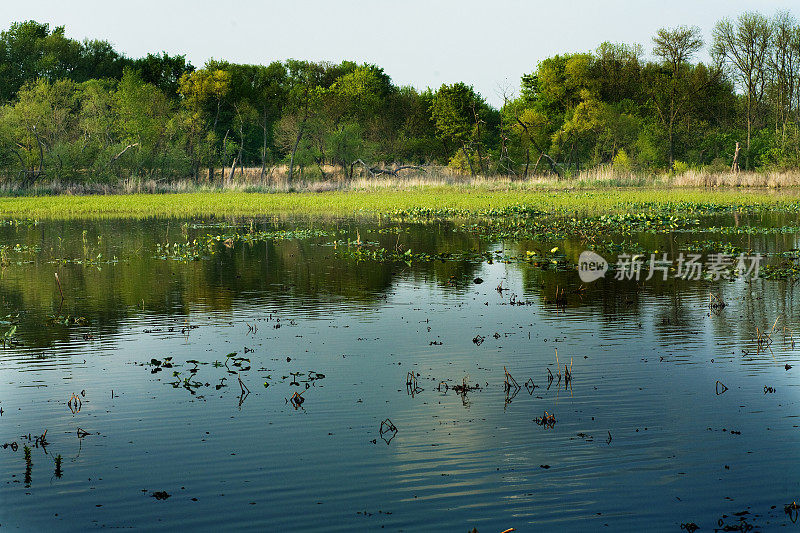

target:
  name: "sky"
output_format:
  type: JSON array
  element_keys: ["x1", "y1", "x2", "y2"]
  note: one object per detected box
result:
[{"x1": 1, "y1": 0, "x2": 797, "y2": 106}]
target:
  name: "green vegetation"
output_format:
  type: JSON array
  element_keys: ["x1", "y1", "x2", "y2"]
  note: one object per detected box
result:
[
  {"x1": 2, "y1": 188, "x2": 800, "y2": 219},
  {"x1": 0, "y1": 11, "x2": 799, "y2": 190}
]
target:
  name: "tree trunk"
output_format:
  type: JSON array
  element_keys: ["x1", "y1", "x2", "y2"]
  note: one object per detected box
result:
[
  {"x1": 260, "y1": 118, "x2": 268, "y2": 181},
  {"x1": 462, "y1": 146, "x2": 475, "y2": 177},
  {"x1": 523, "y1": 147, "x2": 530, "y2": 179},
  {"x1": 746, "y1": 94, "x2": 752, "y2": 170},
  {"x1": 668, "y1": 117, "x2": 674, "y2": 168},
  {"x1": 472, "y1": 104, "x2": 486, "y2": 175},
  {"x1": 288, "y1": 122, "x2": 304, "y2": 183}
]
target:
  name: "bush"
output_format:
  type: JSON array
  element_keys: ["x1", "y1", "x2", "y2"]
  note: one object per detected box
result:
[
  {"x1": 447, "y1": 149, "x2": 481, "y2": 175},
  {"x1": 612, "y1": 148, "x2": 632, "y2": 173},
  {"x1": 672, "y1": 160, "x2": 689, "y2": 174}
]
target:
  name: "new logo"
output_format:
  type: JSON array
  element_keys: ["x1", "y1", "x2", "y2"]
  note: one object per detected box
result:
[{"x1": 578, "y1": 251, "x2": 608, "y2": 282}]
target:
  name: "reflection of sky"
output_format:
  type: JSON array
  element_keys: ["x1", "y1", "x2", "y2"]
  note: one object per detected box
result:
[{"x1": 3, "y1": 226, "x2": 800, "y2": 529}]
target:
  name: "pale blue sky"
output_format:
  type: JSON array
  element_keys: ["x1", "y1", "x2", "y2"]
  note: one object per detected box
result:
[{"x1": 1, "y1": 1, "x2": 796, "y2": 105}]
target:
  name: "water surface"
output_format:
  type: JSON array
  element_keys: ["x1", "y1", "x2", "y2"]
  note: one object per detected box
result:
[{"x1": 1, "y1": 214, "x2": 800, "y2": 531}]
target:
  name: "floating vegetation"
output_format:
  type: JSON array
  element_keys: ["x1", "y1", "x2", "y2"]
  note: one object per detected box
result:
[
  {"x1": 47, "y1": 315, "x2": 88, "y2": 327},
  {"x1": 451, "y1": 376, "x2": 481, "y2": 395},
  {"x1": 23, "y1": 444, "x2": 32, "y2": 486},
  {"x1": 155, "y1": 228, "x2": 336, "y2": 262},
  {"x1": 289, "y1": 390, "x2": 306, "y2": 409},
  {"x1": 785, "y1": 501, "x2": 799, "y2": 523},
  {"x1": 1, "y1": 324, "x2": 17, "y2": 348},
  {"x1": 534, "y1": 411, "x2": 557, "y2": 429}
]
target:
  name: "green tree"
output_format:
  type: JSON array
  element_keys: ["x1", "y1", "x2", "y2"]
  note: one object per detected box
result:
[
  {"x1": 713, "y1": 12, "x2": 773, "y2": 168},
  {"x1": 431, "y1": 83, "x2": 492, "y2": 176},
  {"x1": 650, "y1": 25, "x2": 704, "y2": 167}
]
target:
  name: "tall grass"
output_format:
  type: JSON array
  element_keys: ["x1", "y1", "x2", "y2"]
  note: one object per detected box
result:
[{"x1": 4, "y1": 164, "x2": 800, "y2": 196}]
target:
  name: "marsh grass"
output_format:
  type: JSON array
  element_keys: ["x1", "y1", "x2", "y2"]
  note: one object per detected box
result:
[
  {"x1": 4, "y1": 164, "x2": 800, "y2": 219},
  {"x1": 6, "y1": 165, "x2": 800, "y2": 197},
  {"x1": 2, "y1": 187, "x2": 800, "y2": 219}
]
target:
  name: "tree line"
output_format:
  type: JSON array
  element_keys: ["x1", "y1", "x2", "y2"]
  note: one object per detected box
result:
[{"x1": 0, "y1": 12, "x2": 798, "y2": 185}]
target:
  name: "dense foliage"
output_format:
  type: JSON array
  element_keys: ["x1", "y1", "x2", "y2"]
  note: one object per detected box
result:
[{"x1": 0, "y1": 12, "x2": 798, "y2": 185}]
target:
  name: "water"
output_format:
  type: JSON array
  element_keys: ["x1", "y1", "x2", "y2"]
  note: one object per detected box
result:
[{"x1": 1, "y1": 215, "x2": 800, "y2": 531}]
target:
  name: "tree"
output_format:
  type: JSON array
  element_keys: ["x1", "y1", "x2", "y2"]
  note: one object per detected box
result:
[
  {"x1": 431, "y1": 83, "x2": 491, "y2": 176},
  {"x1": 178, "y1": 67, "x2": 231, "y2": 181},
  {"x1": 131, "y1": 52, "x2": 194, "y2": 97},
  {"x1": 766, "y1": 11, "x2": 799, "y2": 146},
  {"x1": 0, "y1": 21, "x2": 80, "y2": 101},
  {"x1": 651, "y1": 25, "x2": 704, "y2": 166},
  {"x1": 713, "y1": 12, "x2": 773, "y2": 168},
  {"x1": 116, "y1": 69, "x2": 179, "y2": 179}
]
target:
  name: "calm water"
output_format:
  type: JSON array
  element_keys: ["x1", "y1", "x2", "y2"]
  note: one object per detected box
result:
[{"x1": 1, "y1": 215, "x2": 800, "y2": 531}]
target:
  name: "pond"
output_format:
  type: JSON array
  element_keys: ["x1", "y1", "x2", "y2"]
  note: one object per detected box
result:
[{"x1": 1, "y1": 211, "x2": 800, "y2": 531}]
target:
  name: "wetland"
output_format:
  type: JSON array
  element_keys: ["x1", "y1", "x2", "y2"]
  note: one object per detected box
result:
[{"x1": 2, "y1": 192, "x2": 800, "y2": 531}]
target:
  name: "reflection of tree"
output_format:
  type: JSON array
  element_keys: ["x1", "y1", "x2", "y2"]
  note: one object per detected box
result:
[
  {"x1": 5, "y1": 213, "x2": 797, "y2": 352},
  {"x1": 0, "y1": 218, "x2": 484, "y2": 348}
]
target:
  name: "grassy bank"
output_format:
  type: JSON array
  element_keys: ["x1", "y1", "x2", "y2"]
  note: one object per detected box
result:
[{"x1": 2, "y1": 187, "x2": 800, "y2": 219}]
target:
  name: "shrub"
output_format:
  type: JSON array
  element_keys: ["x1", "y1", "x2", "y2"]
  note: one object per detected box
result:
[{"x1": 672, "y1": 160, "x2": 689, "y2": 174}]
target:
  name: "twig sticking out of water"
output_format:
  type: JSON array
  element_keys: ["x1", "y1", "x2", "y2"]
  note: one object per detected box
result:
[
  {"x1": 784, "y1": 327, "x2": 795, "y2": 349},
  {"x1": 709, "y1": 292, "x2": 727, "y2": 312},
  {"x1": 379, "y1": 418, "x2": 397, "y2": 444},
  {"x1": 452, "y1": 376, "x2": 480, "y2": 395},
  {"x1": 406, "y1": 372, "x2": 422, "y2": 395},
  {"x1": 755, "y1": 327, "x2": 774, "y2": 355},
  {"x1": 564, "y1": 357, "x2": 573, "y2": 387},
  {"x1": 785, "y1": 501, "x2": 799, "y2": 523},
  {"x1": 553, "y1": 286, "x2": 567, "y2": 306},
  {"x1": 55, "y1": 273, "x2": 64, "y2": 302},
  {"x1": 67, "y1": 393, "x2": 82, "y2": 414},
  {"x1": 55, "y1": 272, "x2": 64, "y2": 314},
  {"x1": 503, "y1": 367, "x2": 519, "y2": 392},
  {"x1": 237, "y1": 374, "x2": 249, "y2": 395},
  {"x1": 550, "y1": 349, "x2": 562, "y2": 387},
  {"x1": 289, "y1": 390, "x2": 305, "y2": 409}
]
